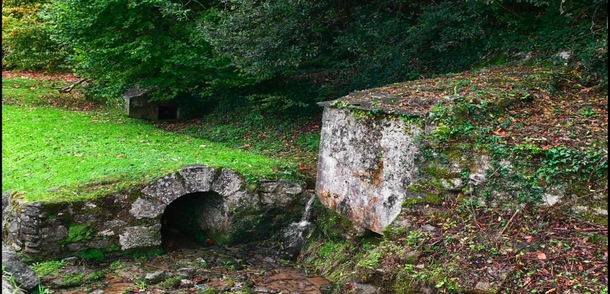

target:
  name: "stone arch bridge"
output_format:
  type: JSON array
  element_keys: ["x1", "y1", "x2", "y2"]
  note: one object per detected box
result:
[{"x1": 2, "y1": 165, "x2": 311, "y2": 260}]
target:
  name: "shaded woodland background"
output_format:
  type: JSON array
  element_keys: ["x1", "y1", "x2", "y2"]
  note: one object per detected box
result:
[{"x1": 2, "y1": 0, "x2": 607, "y2": 119}]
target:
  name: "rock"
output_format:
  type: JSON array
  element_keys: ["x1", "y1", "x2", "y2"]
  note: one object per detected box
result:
[
  {"x1": 141, "y1": 172, "x2": 187, "y2": 204},
  {"x1": 473, "y1": 281, "x2": 495, "y2": 294},
  {"x1": 211, "y1": 168, "x2": 245, "y2": 196},
  {"x1": 316, "y1": 107, "x2": 421, "y2": 234},
  {"x1": 404, "y1": 251, "x2": 421, "y2": 264},
  {"x1": 2, "y1": 276, "x2": 26, "y2": 294},
  {"x1": 176, "y1": 267, "x2": 196, "y2": 279},
  {"x1": 63, "y1": 257, "x2": 80, "y2": 265},
  {"x1": 2, "y1": 191, "x2": 11, "y2": 228},
  {"x1": 280, "y1": 221, "x2": 310, "y2": 260},
  {"x1": 129, "y1": 197, "x2": 164, "y2": 219},
  {"x1": 145, "y1": 270, "x2": 168, "y2": 284},
  {"x1": 41, "y1": 226, "x2": 68, "y2": 241},
  {"x1": 194, "y1": 284, "x2": 213, "y2": 292},
  {"x1": 420, "y1": 224, "x2": 436, "y2": 233},
  {"x1": 2, "y1": 244, "x2": 40, "y2": 291},
  {"x1": 320, "y1": 283, "x2": 339, "y2": 294},
  {"x1": 118, "y1": 224, "x2": 162, "y2": 250},
  {"x1": 440, "y1": 178, "x2": 465, "y2": 192},
  {"x1": 179, "y1": 279, "x2": 193, "y2": 287},
  {"x1": 254, "y1": 286, "x2": 270, "y2": 293},
  {"x1": 179, "y1": 165, "x2": 217, "y2": 193},
  {"x1": 351, "y1": 282, "x2": 380, "y2": 294}
]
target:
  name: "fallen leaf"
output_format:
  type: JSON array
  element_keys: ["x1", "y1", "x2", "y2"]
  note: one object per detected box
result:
[
  {"x1": 537, "y1": 252, "x2": 547, "y2": 260},
  {"x1": 493, "y1": 128, "x2": 507, "y2": 136},
  {"x1": 524, "y1": 236, "x2": 534, "y2": 243}
]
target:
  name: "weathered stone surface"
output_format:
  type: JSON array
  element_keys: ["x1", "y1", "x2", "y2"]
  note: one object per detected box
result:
[
  {"x1": 2, "y1": 244, "x2": 40, "y2": 291},
  {"x1": 66, "y1": 243, "x2": 84, "y2": 252},
  {"x1": 129, "y1": 197, "x2": 165, "y2": 219},
  {"x1": 194, "y1": 196, "x2": 229, "y2": 236},
  {"x1": 3, "y1": 164, "x2": 308, "y2": 261},
  {"x1": 440, "y1": 178, "x2": 465, "y2": 192},
  {"x1": 145, "y1": 270, "x2": 168, "y2": 284},
  {"x1": 225, "y1": 190, "x2": 257, "y2": 211},
  {"x1": 176, "y1": 267, "x2": 196, "y2": 278},
  {"x1": 259, "y1": 180, "x2": 304, "y2": 207},
  {"x1": 351, "y1": 282, "x2": 380, "y2": 294},
  {"x1": 473, "y1": 281, "x2": 495, "y2": 294},
  {"x1": 41, "y1": 226, "x2": 68, "y2": 241},
  {"x1": 179, "y1": 165, "x2": 217, "y2": 193},
  {"x1": 279, "y1": 221, "x2": 310, "y2": 260},
  {"x1": 2, "y1": 191, "x2": 11, "y2": 228},
  {"x1": 104, "y1": 220, "x2": 128, "y2": 229},
  {"x1": 316, "y1": 107, "x2": 421, "y2": 234},
  {"x1": 87, "y1": 239, "x2": 110, "y2": 249},
  {"x1": 211, "y1": 168, "x2": 245, "y2": 196},
  {"x1": 141, "y1": 173, "x2": 187, "y2": 204},
  {"x1": 2, "y1": 276, "x2": 26, "y2": 294},
  {"x1": 277, "y1": 181, "x2": 304, "y2": 196},
  {"x1": 119, "y1": 224, "x2": 162, "y2": 250}
]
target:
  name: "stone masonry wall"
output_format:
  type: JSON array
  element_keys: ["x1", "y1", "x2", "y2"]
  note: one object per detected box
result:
[
  {"x1": 2, "y1": 165, "x2": 310, "y2": 260},
  {"x1": 316, "y1": 105, "x2": 607, "y2": 235}
]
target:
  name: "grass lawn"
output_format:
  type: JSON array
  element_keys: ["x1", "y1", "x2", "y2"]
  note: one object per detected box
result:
[{"x1": 2, "y1": 73, "x2": 296, "y2": 203}]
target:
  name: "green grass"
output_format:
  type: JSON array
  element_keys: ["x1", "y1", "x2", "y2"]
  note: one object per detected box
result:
[
  {"x1": 31, "y1": 260, "x2": 66, "y2": 276},
  {"x1": 2, "y1": 76, "x2": 61, "y2": 105},
  {"x1": 2, "y1": 76, "x2": 295, "y2": 203}
]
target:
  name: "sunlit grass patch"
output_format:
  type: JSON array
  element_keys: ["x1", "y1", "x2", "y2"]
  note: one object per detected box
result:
[{"x1": 2, "y1": 77, "x2": 294, "y2": 203}]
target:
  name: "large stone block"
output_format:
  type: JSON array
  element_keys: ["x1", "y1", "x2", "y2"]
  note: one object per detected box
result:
[
  {"x1": 119, "y1": 224, "x2": 162, "y2": 250},
  {"x1": 2, "y1": 244, "x2": 40, "y2": 291},
  {"x1": 179, "y1": 165, "x2": 217, "y2": 193},
  {"x1": 129, "y1": 197, "x2": 165, "y2": 219},
  {"x1": 316, "y1": 107, "x2": 422, "y2": 234},
  {"x1": 211, "y1": 168, "x2": 245, "y2": 196},
  {"x1": 141, "y1": 173, "x2": 187, "y2": 204}
]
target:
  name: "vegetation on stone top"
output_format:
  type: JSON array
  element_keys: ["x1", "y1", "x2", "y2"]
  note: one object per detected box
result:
[
  {"x1": 331, "y1": 65, "x2": 608, "y2": 152},
  {"x1": 332, "y1": 66, "x2": 552, "y2": 114}
]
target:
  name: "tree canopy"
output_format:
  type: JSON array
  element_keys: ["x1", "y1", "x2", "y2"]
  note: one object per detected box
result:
[{"x1": 2, "y1": 0, "x2": 607, "y2": 111}]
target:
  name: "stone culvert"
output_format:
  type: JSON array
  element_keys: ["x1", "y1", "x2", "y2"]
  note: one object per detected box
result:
[{"x1": 2, "y1": 165, "x2": 312, "y2": 260}]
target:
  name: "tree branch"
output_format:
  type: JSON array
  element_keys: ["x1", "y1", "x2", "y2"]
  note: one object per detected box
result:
[{"x1": 59, "y1": 78, "x2": 88, "y2": 93}]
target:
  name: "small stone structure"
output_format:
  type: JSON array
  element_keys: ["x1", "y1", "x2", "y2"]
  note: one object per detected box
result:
[
  {"x1": 2, "y1": 165, "x2": 311, "y2": 260},
  {"x1": 123, "y1": 88, "x2": 181, "y2": 121},
  {"x1": 316, "y1": 68, "x2": 607, "y2": 235}
]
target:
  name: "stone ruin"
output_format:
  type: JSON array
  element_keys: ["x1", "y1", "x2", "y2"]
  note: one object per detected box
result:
[
  {"x1": 123, "y1": 87, "x2": 181, "y2": 121},
  {"x1": 315, "y1": 76, "x2": 607, "y2": 235},
  {"x1": 2, "y1": 165, "x2": 312, "y2": 260}
]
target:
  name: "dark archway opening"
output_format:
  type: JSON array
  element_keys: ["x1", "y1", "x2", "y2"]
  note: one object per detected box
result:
[
  {"x1": 158, "y1": 105, "x2": 178, "y2": 120},
  {"x1": 161, "y1": 191, "x2": 225, "y2": 251}
]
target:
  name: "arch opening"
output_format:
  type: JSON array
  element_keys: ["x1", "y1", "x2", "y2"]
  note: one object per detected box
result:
[{"x1": 161, "y1": 191, "x2": 226, "y2": 251}]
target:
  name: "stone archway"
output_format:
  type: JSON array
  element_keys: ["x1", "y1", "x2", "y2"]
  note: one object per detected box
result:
[
  {"x1": 124, "y1": 165, "x2": 249, "y2": 250},
  {"x1": 3, "y1": 164, "x2": 311, "y2": 260}
]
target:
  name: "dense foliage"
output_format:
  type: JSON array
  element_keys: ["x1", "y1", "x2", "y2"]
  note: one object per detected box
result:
[
  {"x1": 43, "y1": 0, "x2": 250, "y2": 104},
  {"x1": 2, "y1": 0, "x2": 607, "y2": 111},
  {"x1": 2, "y1": 0, "x2": 69, "y2": 71}
]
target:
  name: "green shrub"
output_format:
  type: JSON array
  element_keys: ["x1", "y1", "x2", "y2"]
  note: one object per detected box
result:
[{"x1": 2, "y1": 0, "x2": 69, "y2": 71}]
